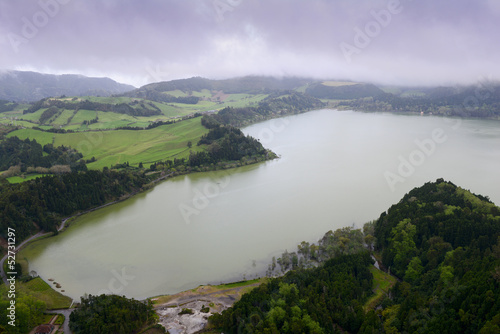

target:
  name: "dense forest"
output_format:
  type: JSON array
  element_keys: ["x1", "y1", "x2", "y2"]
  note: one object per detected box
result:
[
  {"x1": 0, "y1": 169, "x2": 152, "y2": 241},
  {"x1": 374, "y1": 179, "x2": 500, "y2": 333},
  {"x1": 211, "y1": 253, "x2": 374, "y2": 333},
  {"x1": 0, "y1": 137, "x2": 86, "y2": 173},
  {"x1": 209, "y1": 179, "x2": 500, "y2": 333},
  {"x1": 23, "y1": 98, "x2": 162, "y2": 117},
  {"x1": 69, "y1": 294, "x2": 158, "y2": 334},
  {"x1": 188, "y1": 124, "x2": 272, "y2": 166},
  {"x1": 122, "y1": 76, "x2": 313, "y2": 97},
  {"x1": 0, "y1": 100, "x2": 18, "y2": 113}
]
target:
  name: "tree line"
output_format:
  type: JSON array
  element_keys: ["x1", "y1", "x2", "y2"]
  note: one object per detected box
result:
[
  {"x1": 0, "y1": 137, "x2": 86, "y2": 173},
  {"x1": 201, "y1": 91, "x2": 325, "y2": 128},
  {"x1": 69, "y1": 294, "x2": 158, "y2": 334},
  {"x1": 339, "y1": 86, "x2": 500, "y2": 118},
  {"x1": 23, "y1": 98, "x2": 162, "y2": 117},
  {"x1": 0, "y1": 100, "x2": 19, "y2": 113},
  {"x1": 0, "y1": 169, "x2": 152, "y2": 242}
]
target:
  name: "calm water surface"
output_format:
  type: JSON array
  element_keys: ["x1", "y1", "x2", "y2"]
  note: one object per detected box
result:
[{"x1": 21, "y1": 110, "x2": 500, "y2": 300}]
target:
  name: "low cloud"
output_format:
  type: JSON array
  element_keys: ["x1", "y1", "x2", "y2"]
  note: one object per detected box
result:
[{"x1": 0, "y1": 0, "x2": 498, "y2": 87}]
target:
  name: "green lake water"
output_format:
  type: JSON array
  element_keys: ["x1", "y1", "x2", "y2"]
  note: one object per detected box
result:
[{"x1": 21, "y1": 110, "x2": 500, "y2": 300}]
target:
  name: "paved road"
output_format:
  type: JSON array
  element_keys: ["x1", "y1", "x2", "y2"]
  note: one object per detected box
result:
[{"x1": 47, "y1": 309, "x2": 74, "y2": 334}]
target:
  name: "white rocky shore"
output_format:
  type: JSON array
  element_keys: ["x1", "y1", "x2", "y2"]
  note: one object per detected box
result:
[
  {"x1": 157, "y1": 300, "x2": 227, "y2": 334},
  {"x1": 153, "y1": 281, "x2": 262, "y2": 334}
]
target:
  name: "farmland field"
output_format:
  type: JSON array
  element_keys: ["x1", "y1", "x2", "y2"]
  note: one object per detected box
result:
[
  {"x1": 51, "y1": 108, "x2": 76, "y2": 126},
  {"x1": 8, "y1": 117, "x2": 209, "y2": 169},
  {"x1": 321, "y1": 81, "x2": 358, "y2": 87}
]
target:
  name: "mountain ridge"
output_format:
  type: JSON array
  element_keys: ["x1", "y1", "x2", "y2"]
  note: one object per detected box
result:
[{"x1": 0, "y1": 70, "x2": 135, "y2": 102}]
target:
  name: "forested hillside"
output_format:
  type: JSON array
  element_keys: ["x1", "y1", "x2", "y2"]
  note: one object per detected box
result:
[
  {"x1": 305, "y1": 82, "x2": 383, "y2": 100},
  {"x1": 123, "y1": 76, "x2": 313, "y2": 98},
  {"x1": 374, "y1": 179, "x2": 500, "y2": 333},
  {"x1": 69, "y1": 294, "x2": 157, "y2": 334},
  {"x1": 208, "y1": 179, "x2": 500, "y2": 333},
  {"x1": 211, "y1": 253, "x2": 374, "y2": 333},
  {"x1": 0, "y1": 137, "x2": 86, "y2": 173},
  {"x1": 338, "y1": 84, "x2": 500, "y2": 118},
  {"x1": 0, "y1": 170, "x2": 152, "y2": 240},
  {"x1": 23, "y1": 98, "x2": 163, "y2": 117},
  {"x1": 201, "y1": 92, "x2": 325, "y2": 127}
]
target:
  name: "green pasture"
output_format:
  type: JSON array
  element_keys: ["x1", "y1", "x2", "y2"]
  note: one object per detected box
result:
[
  {"x1": 71, "y1": 109, "x2": 97, "y2": 123},
  {"x1": 321, "y1": 81, "x2": 358, "y2": 87},
  {"x1": 19, "y1": 108, "x2": 47, "y2": 122},
  {"x1": 52, "y1": 109, "x2": 75, "y2": 126},
  {"x1": 8, "y1": 118, "x2": 209, "y2": 169},
  {"x1": 0, "y1": 118, "x2": 36, "y2": 128},
  {"x1": 7, "y1": 173, "x2": 48, "y2": 183},
  {"x1": 364, "y1": 266, "x2": 397, "y2": 311},
  {"x1": 164, "y1": 89, "x2": 188, "y2": 97},
  {"x1": 19, "y1": 277, "x2": 73, "y2": 309},
  {"x1": 191, "y1": 89, "x2": 213, "y2": 98}
]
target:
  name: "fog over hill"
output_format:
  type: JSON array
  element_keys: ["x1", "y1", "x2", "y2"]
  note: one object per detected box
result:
[{"x1": 0, "y1": 71, "x2": 135, "y2": 102}]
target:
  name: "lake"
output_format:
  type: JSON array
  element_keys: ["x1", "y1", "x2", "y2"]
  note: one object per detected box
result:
[{"x1": 21, "y1": 109, "x2": 500, "y2": 300}]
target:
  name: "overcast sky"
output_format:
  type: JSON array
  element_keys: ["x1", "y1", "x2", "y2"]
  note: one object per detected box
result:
[{"x1": 1, "y1": 0, "x2": 499, "y2": 87}]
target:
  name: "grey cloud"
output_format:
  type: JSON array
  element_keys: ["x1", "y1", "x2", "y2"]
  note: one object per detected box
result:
[{"x1": 0, "y1": 0, "x2": 498, "y2": 87}]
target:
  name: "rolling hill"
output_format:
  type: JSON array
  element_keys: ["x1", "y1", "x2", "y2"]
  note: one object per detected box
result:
[{"x1": 0, "y1": 71, "x2": 135, "y2": 102}]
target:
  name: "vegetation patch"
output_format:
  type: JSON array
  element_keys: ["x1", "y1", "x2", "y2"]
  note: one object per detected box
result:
[
  {"x1": 321, "y1": 81, "x2": 358, "y2": 87},
  {"x1": 19, "y1": 277, "x2": 72, "y2": 309},
  {"x1": 178, "y1": 308, "x2": 194, "y2": 315},
  {"x1": 69, "y1": 294, "x2": 157, "y2": 333},
  {"x1": 363, "y1": 266, "x2": 397, "y2": 311}
]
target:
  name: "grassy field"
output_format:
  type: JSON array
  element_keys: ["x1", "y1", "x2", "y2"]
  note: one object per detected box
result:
[
  {"x1": 151, "y1": 278, "x2": 266, "y2": 306},
  {"x1": 322, "y1": 81, "x2": 359, "y2": 87},
  {"x1": 18, "y1": 277, "x2": 73, "y2": 309},
  {"x1": 0, "y1": 118, "x2": 37, "y2": 128},
  {"x1": 221, "y1": 94, "x2": 268, "y2": 108},
  {"x1": 82, "y1": 96, "x2": 138, "y2": 104},
  {"x1": 164, "y1": 89, "x2": 188, "y2": 97},
  {"x1": 52, "y1": 108, "x2": 75, "y2": 126},
  {"x1": 0, "y1": 91, "x2": 271, "y2": 132},
  {"x1": 8, "y1": 117, "x2": 209, "y2": 169},
  {"x1": 71, "y1": 109, "x2": 97, "y2": 124},
  {"x1": 192, "y1": 89, "x2": 213, "y2": 98},
  {"x1": 7, "y1": 173, "x2": 47, "y2": 183},
  {"x1": 18, "y1": 108, "x2": 47, "y2": 122},
  {"x1": 364, "y1": 266, "x2": 397, "y2": 311}
]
